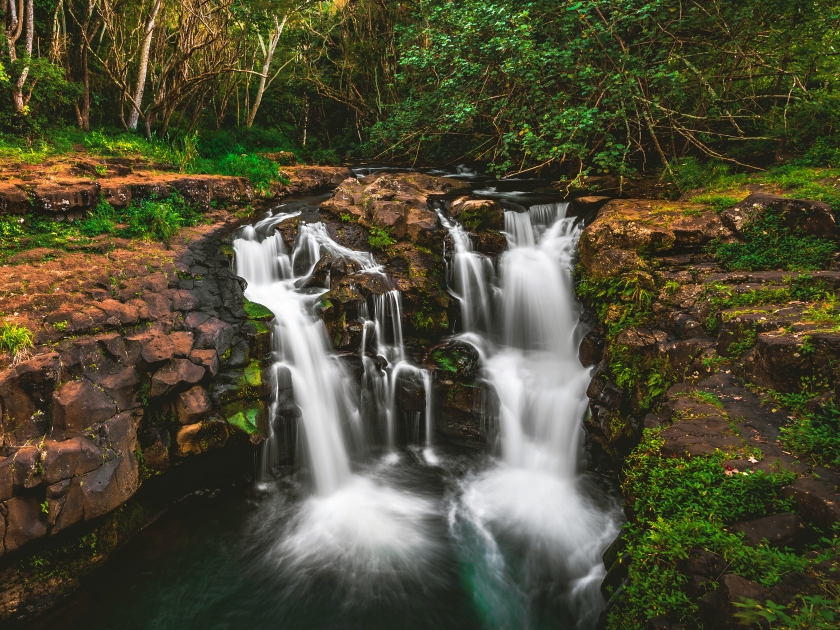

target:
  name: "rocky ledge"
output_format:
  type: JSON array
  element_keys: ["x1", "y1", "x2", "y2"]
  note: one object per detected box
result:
[{"x1": 578, "y1": 194, "x2": 840, "y2": 629}]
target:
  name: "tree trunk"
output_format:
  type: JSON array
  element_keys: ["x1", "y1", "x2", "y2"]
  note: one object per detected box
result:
[
  {"x1": 11, "y1": 0, "x2": 34, "y2": 113},
  {"x1": 128, "y1": 0, "x2": 162, "y2": 131},
  {"x1": 246, "y1": 15, "x2": 286, "y2": 128}
]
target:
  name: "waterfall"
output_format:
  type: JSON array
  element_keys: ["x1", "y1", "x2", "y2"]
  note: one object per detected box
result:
[
  {"x1": 233, "y1": 215, "x2": 359, "y2": 495},
  {"x1": 441, "y1": 201, "x2": 619, "y2": 628}
]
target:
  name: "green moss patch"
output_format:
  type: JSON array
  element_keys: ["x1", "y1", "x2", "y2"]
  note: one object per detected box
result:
[{"x1": 243, "y1": 299, "x2": 274, "y2": 321}]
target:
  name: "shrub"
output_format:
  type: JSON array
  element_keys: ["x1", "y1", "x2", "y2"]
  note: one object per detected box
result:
[
  {"x1": 214, "y1": 153, "x2": 285, "y2": 195},
  {"x1": 125, "y1": 199, "x2": 184, "y2": 242},
  {"x1": 0, "y1": 321, "x2": 34, "y2": 364},
  {"x1": 78, "y1": 200, "x2": 117, "y2": 236}
]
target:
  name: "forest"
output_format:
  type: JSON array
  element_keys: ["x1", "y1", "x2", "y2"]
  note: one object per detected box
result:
[{"x1": 1, "y1": 0, "x2": 839, "y2": 175}]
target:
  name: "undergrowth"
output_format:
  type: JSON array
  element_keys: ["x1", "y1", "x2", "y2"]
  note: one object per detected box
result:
[
  {"x1": 368, "y1": 225, "x2": 396, "y2": 249},
  {"x1": 763, "y1": 390, "x2": 840, "y2": 468},
  {"x1": 0, "y1": 321, "x2": 34, "y2": 363},
  {"x1": 606, "y1": 429, "x2": 830, "y2": 629}
]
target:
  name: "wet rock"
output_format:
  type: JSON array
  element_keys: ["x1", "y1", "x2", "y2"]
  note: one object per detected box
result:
[
  {"x1": 140, "y1": 427, "x2": 171, "y2": 471},
  {"x1": 470, "y1": 230, "x2": 507, "y2": 257},
  {"x1": 571, "y1": 195, "x2": 611, "y2": 216},
  {"x1": 579, "y1": 330, "x2": 605, "y2": 366},
  {"x1": 729, "y1": 512, "x2": 807, "y2": 549},
  {"x1": 3, "y1": 495, "x2": 47, "y2": 552},
  {"x1": 175, "y1": 386, "x2": 212, "y2": 425},
  {"x1": 175, "y1": 418, "x2": 229, "y2": 457},
  {"x1": 450, "y1": 197, "x2": 504, "y2": 231},
  {"x1": 395, "y1": 368, "x2": 427, "y2": 413},
  {"x1": 150, "y1": 359, "x2": 205, "y2": 398},
  {"x1": 52, "y1": 378, "x2": 117, "y2": 438},
  {"x1": 601, "y1": 552, "x2": 631, "y2": 597},
  {"x1": 721, "y1": 193, "x2": 836, "y2": 237},
  {"x1": 425, "y1": 339, "x2": 480, "y2": 379}
]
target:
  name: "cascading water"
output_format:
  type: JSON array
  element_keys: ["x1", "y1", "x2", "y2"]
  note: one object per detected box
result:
[{"x1": 443, "y1": 201, "x2": 619, "y2": 628}]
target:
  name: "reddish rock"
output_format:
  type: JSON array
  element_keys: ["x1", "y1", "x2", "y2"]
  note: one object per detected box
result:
[
  {"x1": 43, "y1": 437, "x2": 103, "y2": 485},
  {"x1": 80, "y1": 456, "x2": 135, "y2": 521},
  {"x1": 143, "y1": 292, "x2": 172, "y2": 319},
  {"x1": 450, "y1": 197, "x2": 504, "y2": 231},
  {"x1": 0, "y1": 456, "x2": 12, "y2": 501},
  {"x1": 96, "y1": 299, "x2": 140, "y2": 325},
  {"x1": 0, "y1": 353, "x2": 60, "y2": 444},
  {"x1": 100, "y1": 183, "x2": 132, "y2": 208},
  {"x1": 3, "y1": 495, "x2": 47, "y2": 551},
  {"x1": 189, "y1": 349, "x2": 219, "y2": 376},
  {"x1": 169, "y1": 331, "x2": 194, "y2": 357},
  {"x1": 149, "y1": 359, "x2": 205, "y2": 398},
  {"x1": 172, "y1": 289, "x2": 199, "y2": 311},
  {"x1": 52, "y1": 378, "x2": 117, "y2": 437},
  {"x1": 52, "y1": 477, "x2": 84, "y2": 534},
  {"x1": 175, "y1": 386, "x2": 212, "y2": 425}
]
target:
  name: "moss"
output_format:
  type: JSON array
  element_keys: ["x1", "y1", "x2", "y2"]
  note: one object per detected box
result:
[
  {"x1": 227, "y1": 408, "x2": 261, "y2": 436},
  {"x1": 243, "y1": 299, "x2": 273, "y2": 321},
  {"x1": 243, "y1": 359, "x2": 262, "y2": 387}
]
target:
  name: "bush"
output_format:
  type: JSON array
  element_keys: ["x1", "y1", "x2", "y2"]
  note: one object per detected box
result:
[
  {"x1": 78, "y1": 200, "x2": 117, "y2": 236},
  {"x1": 214, "y1": 153, "x2": 284, "y2": 196},
  {"x1": 0, "y1": 321, "x2": 34, "y2": 363},
  {"x1": 124, "y1": 198, "x2": 184, "y2": 242}
]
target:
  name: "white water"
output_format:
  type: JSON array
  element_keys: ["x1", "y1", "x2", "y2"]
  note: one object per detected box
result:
[{"x1": 442, "y1": 201, "x2": 619, "y2": 628}]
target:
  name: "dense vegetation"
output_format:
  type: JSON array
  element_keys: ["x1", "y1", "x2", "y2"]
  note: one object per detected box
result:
[{"x1": 0, "y1": 1, "x2": 839, "y2": 175}]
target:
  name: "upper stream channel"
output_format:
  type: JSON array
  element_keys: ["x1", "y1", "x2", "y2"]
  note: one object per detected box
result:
[{"x1": 36, "y1": 167, "x2": 622, "y2": 630}]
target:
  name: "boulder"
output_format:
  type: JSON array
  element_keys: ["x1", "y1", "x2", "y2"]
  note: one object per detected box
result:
[
  {"x1": 0, "y1": 352, "x2": 61, "y2": 444},
  {"x1": 3, "y1": 495, "x2": 47, "y2": 552},
  {"x1": 94, "y1": 366, "x2": 140, "y2": 411},
  {"x1": 729, "y1": 512, "x2": 807, "y2": 549},
  {"x1": 96, "y1": 299, "x2": 140, "y2": 325},
  {"x1": 699, "y1": 574, "x2": 771, "y2": 630},
  {"x1": 721, "y1": 193, "x2": 836, "y2": 237},
  {"x1": 0, "y1": 456, "x2": 12, "y2": 501},
  {"x1": 175, "y1": 386, "x2": 212, "y2": 425},
  {"x1": 52, "y1": 378, "x2": 117, "y2": 437},
  {"x1": 395, "y1": 368, "x2": 427, "y2": 413},
  {"x1": 169, "y1": 331, "x2": 195, "y2": 357},
  {"x1": 51, "y1": 477, "x2": 84, "y2": 534},
  {"x1": 149, "y1": 359, "x2": 205, "y2": 398},
  {"x1": 579, "y1": 330, "x2": 606, "y2": 366},
  {"x1": 678, "y1": 548, "x2": 728, "y2": 598},
  {"x1": 80, "y1": 454, "x2": 137, "y2": 521},
  {"x1": 124, "y1": 331, "x2": 176, "y2": 366},
  {"x1": 100, "y1": 183, "x2": 132, "y2": 208}
]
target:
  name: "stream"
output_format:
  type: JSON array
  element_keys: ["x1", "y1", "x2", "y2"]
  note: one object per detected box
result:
[{"x1": 34, "y1": 169, "x2": 622, "y2": 630}]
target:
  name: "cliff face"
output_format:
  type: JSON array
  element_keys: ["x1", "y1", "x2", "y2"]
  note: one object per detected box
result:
[{"x1": 577, "y1": 195, "x2": 840, "y2": 629}]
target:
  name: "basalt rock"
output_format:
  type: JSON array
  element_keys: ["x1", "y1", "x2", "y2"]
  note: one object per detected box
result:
[
  {"x1": 721, "y1": 193, "x2": 836, "y2": 237},
  {"x1": 729, "y1": 512, "x2": 807, "y2": 549}
]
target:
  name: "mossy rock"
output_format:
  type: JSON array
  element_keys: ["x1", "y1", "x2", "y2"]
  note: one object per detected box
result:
[
  {"x1": 243, "y1": 299, "x2": 274, "y2": 321},
  {"x1": 223, "y1": 399, "x2": 268, "y2": 440}
]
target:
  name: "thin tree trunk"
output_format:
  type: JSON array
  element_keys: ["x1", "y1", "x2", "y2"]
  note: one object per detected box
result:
[
  {"x1": 128, "y1": 0, "x2": 162, "y2": 130},
  {"x1": 246, "y1": 14, "x2": 285, "y2": 127},
  {"x1": 11, "y1": 0, "x2": 34, "y2": 112}
]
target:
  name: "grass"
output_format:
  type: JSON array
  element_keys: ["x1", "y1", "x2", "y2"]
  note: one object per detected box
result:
[
  {"x1": 0, "y1": 193, "x2": 205, "y2": 262},
  {"x1": 605, "y1": 429, "x2": 839, "y2": 629},
  {"x1": 0, "y1": 321, "x2": 34, "y2": 363}
]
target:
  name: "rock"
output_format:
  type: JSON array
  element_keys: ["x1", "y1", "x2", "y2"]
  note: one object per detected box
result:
[
  {"x1": 450, "y1": 197, "x2": 504, "y2": 231},
  {"x1": 189, "y1": 349, "x2": 219, "y2": 376},
  {"x1": 141, "y1": 428, "x2": 171, "y2": 471},
  {"x1": 175, "y1": 386, "x2": 212, "y2": 425},
  {"x1": 193, "y1": 317, "x2": 235, "y2": 355},
  {"x1": 601, "y1": 552, "x2": 631, "y2": 597},
  {"x1": 729, "y1": 512, "x2": 807, "y2": 549},
  {"x1": 783, "y1": 477, "x2": 840, "y2": 533},
  {"x1": 31, "y1": 180, "x2": 100, "y2": 214},
  {"x1": 10, "y1": 446, "x2": 43, "y2": 489},
  {"x1": 172, "y1": 289, "x2": 199, "y2": 311},
  {"x1": 579, "y1": 330, "x2": 605, "y2": 366},
  {"x1": 93, "y1": 366, "x2": 140, "y2": 411},
  {"x1": 149, "y1": 359, "x2": 205, "y2": 398},
  {"x1": 52, "y1": 477, "x2": 84, "y2": 533},
  {"x1": 169, "y1": 331, "x2": 194, "y2": 357},
  {"x1": 579, "y1": 199, "x2": 731, "y2": 274},
  {"x1": 175, "y1": 418, "x2": 229, "y2": 456},
  {"x1": 571, "y1": 195, "x2": 611, "y2": 216},
  {"x1": 721, "y1": 193, "x2": 836, "y2": 237},
  {"x1": 0, "y1": 352, "x2": 60, "y2": 444},
  {"x1": 0, "y1": 182, "x2": 30, "y2": 215},
  {"x1": 43, "y1": 437, "x2": 103, "y2": 485},
  {"x1": 0, "y1": 457, "x2": 12, "y2": 501},
  {"x1": 470, "y1": 230, "x2": 507, "y2": 257},
  {"x1": 52, "y1": 378, "x2": 117, "y2": 437},
  {"x1": 125, "y1": 331, "x2": 176, "y2": 366},
  {"x1": 769, "y1": 571, "x2": 820, "y2": 605},
  {"x1": 425, "y1": 340, "x2": 480, "y2": 379},
  {"x1": 678, "y1": 548, "x2": 728, "y2": 598},
  {"x1": 3, "y1": 495, "x2": 47, "y2": 552},
  {"x1": 699, "y1": 574, "x2": 771, "y2": 630},
  {"x1": 96, "y1": 299, "x2": 140, "y2": 325},
  {"x1": 100, "y1": 183, "x2": 132, "y2": 208},
  {"x1": 80, "y1": 454, "x2": 138, "y2": 521},
  {"x1": 395, "y1": 368, "x2": 427, "y2": 413}
]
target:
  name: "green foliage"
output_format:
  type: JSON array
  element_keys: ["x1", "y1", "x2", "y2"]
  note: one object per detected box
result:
[
  {"x1": 734, "y1": 595, "x2": 840, "y2": 629},
  {"x1": 0, "y1": 321, "x2": 34, "y2": 362},
  {"x1": 576, "y1": 273, "x2": 655, "y2": 339},
  {"x1": 213, "y1": 153, "x2": 284, "y2": 196},
  {"x1": 607, "y1": 430, "x2": 805, "y2": 627},
  {"x1": 243, "y1": 299, "x2": 274, "y2": 321},
  {"x1": 767, "y1": 392, "x2": 840, "y2": 468},
  {"x1": 78, "y1": 200, "x2": 117, "y2": 236},
  {"x1": 708, "y1": 210, "x2": 837, "y2": 271},
  {"x1": 368, "y1": 225, "x2": 396, "y2": 249}
]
